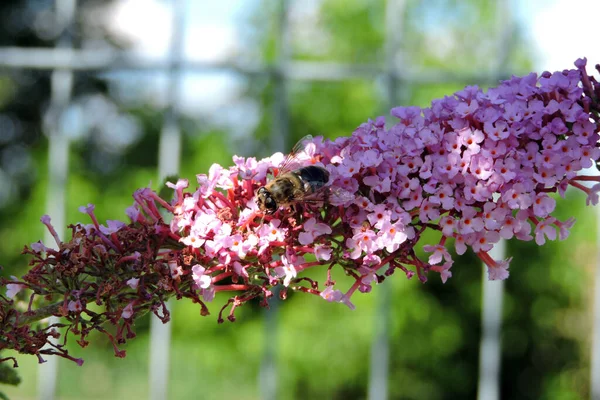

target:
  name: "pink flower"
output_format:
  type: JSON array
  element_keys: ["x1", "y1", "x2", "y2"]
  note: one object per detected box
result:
[
  {"x1": 457, "y1": 208, "x2": 484, "y2": 235},
  {"x1": 196, "y1": 164, "x2": 226, "y2": 198},
  {"x1": 481, "y1": 202, "x2": 502, "y2": 231},
  {"x1": 423, "y1": 244, "x2": 452, "y2": 265},
  {"x1": 314, "y1": 245, "x2": 332, "y2": 261},
  {"x1": 344, "y1": 238, "x2": 363, "y2": 260},
  {"x1": 486, "y1": 258, "x2": 511, "y2": 281},
  {"x1": 471, "y1": 231, "x2": 500, "y2": 253},
  {"x1": 498, "y1": 216, "x2": 520, "y2": 240},
  {"x1": 204, "y1": 224, "x2": 233, "y2": 258},
  {"x1": 191, "y1": 265, "x2": 215, "y2": 302},
  {"x1": 377, "y1": 221, "x2": 409, "y2": 253},
  {"x1": 454, "y1": 234, "x2": 468, "y2": 255},
  {"x1": 192, "y1": 265, "x2": 212, "y2": 289},
  {"x1": 340, "y1": 295, "x2": 356, "y2": 310},
  {"x1": 100, "y1": 220, "x2": 126, "y2": 235},
  {"x1": 6, "y1": 277, "x2": 26, "y2": 299},
  {"x1": 166, "y1": 179, "x2": 189, "y2": 203},
  {"x1": 257, "y1": 220, "x2": 286, "y2": 251},
  {"x1": 230, "y1": 234, "x2": 255, "y2": 259},
  {"x1": 419, "y1": 199, "x2": 440, "y2": 223},
  {"x1": 125, "y1": 204, "x2": 141, "y2": 222},
  {"x1": 275, "y1": 252, "x2": 298, "y2": 287},
  {"x1": 429, "y1": 184, "x2": 454, "y2": 210},
  {"x1": 126, "y1": 278, "x2": 140, "y2": 290},
  {"x1": 167, "y1": 260, "x2": 183, "y2": 279},
  {"x1": 337, "y1": 159, "x2": 361, "y2": 177},
  {"x1": 557, "y1": 217, "x2": 576, "y2": 240},
  {"x1": 439, "y1": 262, "x2": 453, "y2": 283},
  {"x1": 431, "y1": 261, "x2": 454, "y2": 283},
  {"x1": 78, "y1": 203, "x2": 95, "y2": 215},
  {"x1": 534, "y1": 217, "x2": 557, "y2": 245},
  {"x1": 275, "y1": 258, "x2": 297, "y2": 287},
  {"x1": 586, "y1": 183, "x2": 600, "y2": 206},
  {"x1": 502, "y1": 183, "x2": 533, "y2": 210},
  {"x1": 440, "y1": 216, "x2": 457, "y2": 236},
  {"x1": 352, "y1": 229, "x2": 378, "y2": 254},
  {"x1": 459, "y1": 127, "x2": 484, "y2": 153},
  {"x1": 68, "y1": 300, "x2": 83, "y2": 313},
  {"x1": 122, "y1": 302, "x2": 135, "y2": 319},
  {"x1": 233, "y1": 261, "x2": 249, "y2": 278},
  {"x1": 532, "y1": 194, "x2": 556, "y2": 218},
  {"x1": 30, "y1": 241, "x2": 50, "y2": 253},
  {"x1": 363, "y1": 174, "x2": 391, "y2": 193},
  {"x1": 367, "y1": 205, "x2": 392, "y2": 230},
  {"x1": 202, "y1": 286, "x2": 215, "y2": 302},
  {"x1": 298, "y1": 218, "x2": 332, "y2": 245},
  {"x1": 320, "y1": 286, "x2": 343, "y2": 302},
  {"x1": 469, "y1": 154, "x2": 494, "y2": 181}
]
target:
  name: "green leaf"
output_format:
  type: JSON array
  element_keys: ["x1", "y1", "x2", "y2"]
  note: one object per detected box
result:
[{"x1": 0, "y1": 362, "x2": 21, "y2": 386}]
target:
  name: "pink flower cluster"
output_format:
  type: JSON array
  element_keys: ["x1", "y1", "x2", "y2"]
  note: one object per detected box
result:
[
  {"x1": 172, "y1": 58, "x2": 600, "y2": 309},
  {"x1": 2, "y1": 58, "x2": 599, "y2": 367}
]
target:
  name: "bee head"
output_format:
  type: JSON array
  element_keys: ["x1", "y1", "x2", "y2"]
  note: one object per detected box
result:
[{"x1": 257, "y1": 187, "x2": 278, "y2": 214}]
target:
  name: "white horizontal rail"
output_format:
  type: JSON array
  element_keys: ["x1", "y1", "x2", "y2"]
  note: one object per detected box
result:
[{"x1": 0, "y1": 47, "x2": 510, "y2": 83}]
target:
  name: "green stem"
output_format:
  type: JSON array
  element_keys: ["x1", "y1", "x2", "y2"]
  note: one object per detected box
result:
[{"x1": 14, "y1": 302, "x2": 63, "y2": 327}]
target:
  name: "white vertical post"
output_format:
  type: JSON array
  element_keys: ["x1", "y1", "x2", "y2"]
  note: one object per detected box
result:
[
  {"x1": 477, "y1": 240, "x2": 505, "y2": 400},
  {"x1": 148, "y1": 1, "x2": 185, "y2": 400},
  {"x1": 271, "y1": 0, "x2": 290, "y2": 152},
  {"x1": 259, "y1": 1, "x2": 289, "y2": 399},
  {"x1": 477, "y1": 3, "x2": 512, "y2": 399},
  {"x1": 260, "y1": 284, "x2": 279, "y2": 400},
  {"x1": 38, "y1": 1, "x2": 76, "y2": 399},
  {"x1": 367, "y1": 2, "x2": 407, "y2": 399},
  {"x1": 368, "y1": 270, "x2": 391, "y2": 400},
  {"x1": 591, "y1": 203, "x2": 600, "y2": 400}
]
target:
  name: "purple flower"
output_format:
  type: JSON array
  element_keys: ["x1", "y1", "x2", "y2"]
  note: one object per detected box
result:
[
  {"x1": 30, "y1": 240, "x2": 50, "y2": 253},
  {"x1": 163, "y1": 60, "x2": 600, "y2": 313},
  {"x1": 78, "y1": 204, "x2": 95, "y2": 214},
  {"x1": 100, "y1": 220, "x2": 126, "y2": 235}
]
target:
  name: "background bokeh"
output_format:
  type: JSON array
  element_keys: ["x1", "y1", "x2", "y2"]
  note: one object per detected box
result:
[{"x1": 0, "y1": 0, "x2": 598, "y2": 399}]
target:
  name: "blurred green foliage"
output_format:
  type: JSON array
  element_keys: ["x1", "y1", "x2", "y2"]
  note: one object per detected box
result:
[{"x1": 0, "y1": 0, "x2": 596, "y2": 399}]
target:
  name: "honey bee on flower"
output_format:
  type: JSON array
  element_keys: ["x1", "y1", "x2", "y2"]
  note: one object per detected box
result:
[{"x1": 256, "y1": 135, "x2": 350, "y2": 214}]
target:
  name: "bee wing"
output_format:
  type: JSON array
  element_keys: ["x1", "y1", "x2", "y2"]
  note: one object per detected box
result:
[
  {"x1": 294, "y1": 184, "x2": 355, "y2": 206},
  {"x1": 276, "y1": 135, "x2": 314, "y2": 175},
  {"x1": 327, "y1": 186, "x2": 356, "y2": 206}
]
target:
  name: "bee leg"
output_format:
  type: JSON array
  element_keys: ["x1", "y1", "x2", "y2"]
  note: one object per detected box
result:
[
  {"x1": 324, "y1": 188, "x2": 331, "y2": 204},
  {"x1": 294, "y1": 203, "x2": 305, "y2": 215}
]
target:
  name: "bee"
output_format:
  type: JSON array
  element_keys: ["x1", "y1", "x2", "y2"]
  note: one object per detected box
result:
[{"x1": 256, "y1": 135, "x2": 330, "y2": 214}]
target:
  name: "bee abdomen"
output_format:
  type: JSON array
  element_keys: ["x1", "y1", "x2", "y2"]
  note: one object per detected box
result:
[{"x1": 296, "y1": 166, "x2": 329, "y2": 193}]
